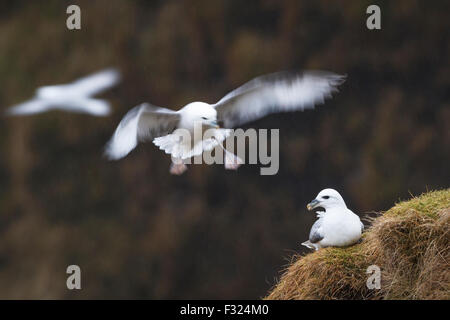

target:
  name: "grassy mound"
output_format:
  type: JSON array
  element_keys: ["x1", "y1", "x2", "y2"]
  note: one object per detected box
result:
[{"x1": 265, "y1": 189, "x2": 450, "y2": 300}]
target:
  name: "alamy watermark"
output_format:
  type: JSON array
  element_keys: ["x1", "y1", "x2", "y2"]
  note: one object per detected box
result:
[
  {"x1": 366, "y1": 5, "x2": 381, "y2": 30},
  {"x1": 366, "y1": 265, "x2": 381, "y2": 289},
  {"x1": 66, "y1": 5, "x2": 81, "y2": 30},
  {"x1": 66, "y1": 265, "x2": 81, "y2": 290},
  {"x1": 168, "y1": 126, "x2": 280, "y2": 175}
]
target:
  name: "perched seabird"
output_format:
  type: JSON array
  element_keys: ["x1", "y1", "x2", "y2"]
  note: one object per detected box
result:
[
  {"x1": 104, "y1": 71, "x2": 345, "y2": 174},
  {"x1": 302, "y1": 188, "x2": 364, "y2": 251},
  {"x1": 5, "y1": 68, "x2": 120, "y2": 116}
]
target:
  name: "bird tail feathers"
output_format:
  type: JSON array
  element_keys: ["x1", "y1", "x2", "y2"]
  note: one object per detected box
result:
[{"x1": 301, "y1": 241, "x2": 320, "y2": 251}]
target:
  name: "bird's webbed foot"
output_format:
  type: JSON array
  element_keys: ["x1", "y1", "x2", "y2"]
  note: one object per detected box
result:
[
  {"x1": 223, "y1": 149, "x2": 244, "y2": 170},
  {"x1": 170, "y1": 159, "x2": 188, "y2": 175}
]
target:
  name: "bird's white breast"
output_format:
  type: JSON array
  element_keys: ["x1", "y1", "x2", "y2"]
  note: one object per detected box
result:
[{"x1": 319, "y1": 209, "x2": 362, "y2": 247}]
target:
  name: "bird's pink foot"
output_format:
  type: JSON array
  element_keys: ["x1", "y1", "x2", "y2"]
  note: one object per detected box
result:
[
  {"x1": 224, "y1": 149, "x2": 243, "y2": 170},
  {"x1": 170, "y1": 163, "x2": 188, "y2": 175}
]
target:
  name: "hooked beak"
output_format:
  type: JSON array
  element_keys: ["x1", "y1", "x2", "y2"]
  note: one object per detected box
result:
[
  {"x1": 307, "y1": 199, "x2": 320, "y2": 211},
  {"x1": 206, "y1": 120, "x2": 219, "y2": 129}
]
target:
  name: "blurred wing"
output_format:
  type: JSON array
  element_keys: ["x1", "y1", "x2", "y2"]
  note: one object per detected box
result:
[
  {"x1": 136, "y1": 104, "x2": 180, "y2": 142},
  {"x1": 67, "y1": 68, "x2": 121, "y2": 97},
  {"x1": 214, "y1": 71, "x2": 345, "y2": 128},
  {"x1": 104, "y1": 103, "x2": 180, "y2": 160},
  {"x1": 61, "y1": 98, "x2": 112, "y2": 116},
  {"x1": 5, "y1": 99, "x2": 51, "y2": 115},
  {"x1": 309, "y1": 219, "x2": 324, "y2": 243}
]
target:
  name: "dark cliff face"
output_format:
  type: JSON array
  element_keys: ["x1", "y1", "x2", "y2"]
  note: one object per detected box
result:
[{"x1": 0, "y1": 0, "x2": 448, "y2": 299}]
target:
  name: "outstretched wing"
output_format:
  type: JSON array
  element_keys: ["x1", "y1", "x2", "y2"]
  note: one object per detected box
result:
[
  {"x1": 104, "y1": 103, "x2": 180, "y2": 160},
  {"x1": 214, "y1": 71, "x2": 345, "y2": 128},
  {"x1": 5, "y1": 99, "x2": 51, "y2": 115},
  {"x1": 67, "y1": 68, "x2": 121, "y2": 97},
  {"x1": 6, "y1": 98, "x2": 111, "y2": 116}
]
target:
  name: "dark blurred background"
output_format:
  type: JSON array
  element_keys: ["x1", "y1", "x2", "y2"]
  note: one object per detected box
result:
[{"x1": 0, "y1": 0, "x2": 448, "y2": 299}]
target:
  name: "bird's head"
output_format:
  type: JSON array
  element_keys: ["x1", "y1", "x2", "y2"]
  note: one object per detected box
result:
[
  {"x1": 307, "y1": 188, "x2": 347, "y2": 211},
  {"x1": 181, "y1": 102, "x2": 219, "y2": 129}
]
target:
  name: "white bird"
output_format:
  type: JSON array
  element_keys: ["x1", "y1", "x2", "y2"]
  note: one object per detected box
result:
[
  {"x1": 302, "y1": 188, "x2": 364, "y2": 251},
  {"x1": 5, "y1": 68, "x2": 120, "y2": 116},
  {"x1": 104, "y1": 70, "x2": 345, "y2": 175}
]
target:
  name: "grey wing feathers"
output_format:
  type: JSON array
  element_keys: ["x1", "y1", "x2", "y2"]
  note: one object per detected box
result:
[
  {"x1": 104, "y1": 103, "x2": 180, "y2": 160},
  {"x1": 136, "y1": 104, "x2": 180, "y2": 141},
  {"x1": 309, "y1": 219, "x2": 324, "y2": 243},
  {"x1": 214, "y1": 70, "x2": 345, "y2": 128},
  {"x1": 216, "y1": 71, "x2": 300, "y2": 104}
]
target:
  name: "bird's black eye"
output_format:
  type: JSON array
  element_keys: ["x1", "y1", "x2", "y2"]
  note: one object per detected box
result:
[
  {"x1": 323, "y1": 196, "x2": 330, "y2": 199},
  {"x1": 201, "y1": 117, "x2": 207, "y2": 120}
]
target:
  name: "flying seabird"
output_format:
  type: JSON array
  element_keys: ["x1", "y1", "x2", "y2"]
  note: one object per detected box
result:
[
  {"x1": 302, "y1": 188, "x2": 364, "y2": 250},
  {"x1": 104, "y1": 70, "x2": 345, "y2": 174},
  {"x1": 5, "y1": 68, "x2": 120, "y2": 116}
]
